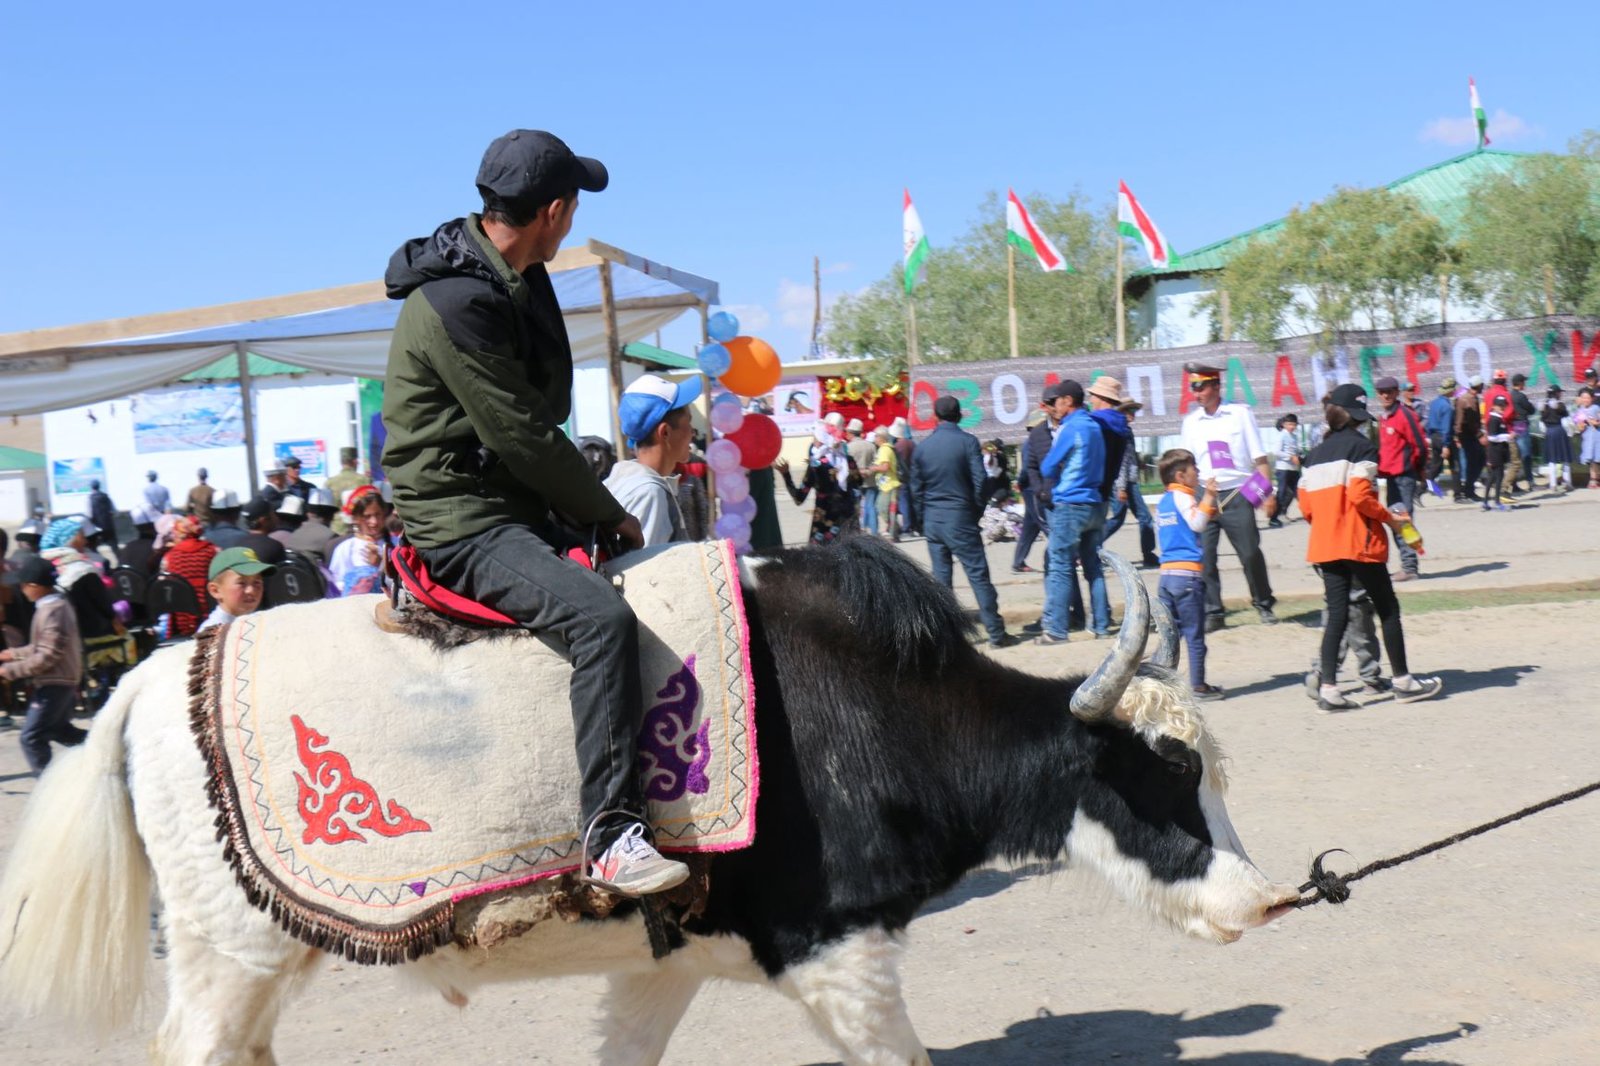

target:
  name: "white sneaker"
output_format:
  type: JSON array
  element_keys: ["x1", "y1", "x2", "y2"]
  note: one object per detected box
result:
[
  {"x1": 1393, "y1": 676, "x2": 1444, "y2": 704},
  {"x1": 587, "y1": 823, "x2": 690, "y2": 897}
]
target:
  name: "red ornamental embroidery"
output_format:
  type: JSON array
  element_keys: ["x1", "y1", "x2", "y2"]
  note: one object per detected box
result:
[{"x1": 291, "y1": 714, "x2": 432, "y2": 845}]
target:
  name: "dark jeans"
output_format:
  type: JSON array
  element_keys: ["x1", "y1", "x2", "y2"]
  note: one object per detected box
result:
[
  {"x1": 1044, "y1": 502, "x2": 1109, "y2": 636},
  {"x1": 1012, "y1": 490, "x2": 1044, "y2": 569},
  {"x1": 1485, "y1": 443, "x2": 1510, "y2": 504},
  {"x1": 1385, "y1": 474, "x2": 1421, "y2": 574},
  {"x1": 1308, "y1": 578, "x2": 1382, "y2": 684},
  {"x1": 1201, "y1": 492, "x2": 1275, "y2": 622},
  {"x1": 19, "y1": 684, "x2": 85, "y2": 773},
  {"x1": 1273, "y1": 469, "x2": 1301, "y2": 521},
  {"x1": 1457, "y1": 437, "x2": 1486, "y2": 498},
  {"x1": 1158, "y1": 571, "x2": 1207, "y2": 689},
  {"x1": 1101, "y1": 488, "x2": 1157, "y2": 564},
  {"x1": 1513, "y1": 427, "x2": 1533, "y2": 489},
  {"x1": 1425, "y1": 433, "x2": 1449, "y2": 485},
  {"x1": 1317, "y1": 560, "x2": 1408, "y2": 682},
  {"x1": 924, "y1": 507, "x2": 1005, "y2": 641},
  {"x1": 421, "y1": 523, "x2": 641, "y2": 845}
]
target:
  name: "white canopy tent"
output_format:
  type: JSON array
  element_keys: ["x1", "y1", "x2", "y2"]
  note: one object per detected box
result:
[{"x1": 0, "y1": 239, "x2": 717, "y2": 487}]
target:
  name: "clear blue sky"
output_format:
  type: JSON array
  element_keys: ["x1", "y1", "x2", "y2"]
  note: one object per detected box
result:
[{"x1": 1, "y1": 1, "x2": 1590, "y2": 363}]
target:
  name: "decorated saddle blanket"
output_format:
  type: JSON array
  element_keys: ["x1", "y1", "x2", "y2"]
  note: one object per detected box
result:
[{"x1": 188, "y1": 539, "x2": 757, "y2": 963}]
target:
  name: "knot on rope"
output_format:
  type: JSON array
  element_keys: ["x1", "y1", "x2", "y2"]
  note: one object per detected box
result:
[{"x1": 1295, "y1": 848, "x2": 1353, "y2": 906}]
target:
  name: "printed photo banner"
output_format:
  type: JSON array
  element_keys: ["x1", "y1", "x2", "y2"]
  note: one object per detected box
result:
[{"x1": 908, "y1": 315, "x2": 1600, "y2": 440}]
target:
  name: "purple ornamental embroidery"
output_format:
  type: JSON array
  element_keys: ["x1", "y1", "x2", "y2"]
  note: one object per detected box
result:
[{"x1": 637, "y1": 655, "x2": 712, "y2": 801}]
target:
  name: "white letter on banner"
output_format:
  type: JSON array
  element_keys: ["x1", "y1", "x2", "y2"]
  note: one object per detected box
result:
[
  {"x1": 1451, "y1": 337, "x2": 1490, "y2": 384},
  {"x1": 1127, "y1": 365, "x2": 1165, "y2": 416},
  {"x1": 991, "y1": 374, "x2": 1028, "y2": 424}
]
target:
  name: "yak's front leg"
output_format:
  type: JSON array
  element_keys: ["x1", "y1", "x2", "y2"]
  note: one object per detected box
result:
[
  {"x1": 599, "y1": 968, "x2": 705, "y2": 1066},
  {"x1": 779, "y1": 927, "x2": 931, "y2": 1066}
]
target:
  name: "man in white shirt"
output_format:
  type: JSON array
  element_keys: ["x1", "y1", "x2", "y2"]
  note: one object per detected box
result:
[
  {"x1": 1178, "y1": 362, "x2": 1278, "y2": 629},
  {"x1": 604, "y1": 374, "x2": 702, "y2": 546}
]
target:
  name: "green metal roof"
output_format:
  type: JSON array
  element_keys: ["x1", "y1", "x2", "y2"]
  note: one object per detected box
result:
[
  {"x1": 0, "y1": 445, "x2": 46, "y2": 471},
  {"x1": 180, "y1": 352, "x2": 315, "y2": 382},
  {"x1": 1133, "y1": 149, "x2": 1533, "y2": 280},
  {"x1": 622, "y1": 342, "x2": 697, "y2": 370}
]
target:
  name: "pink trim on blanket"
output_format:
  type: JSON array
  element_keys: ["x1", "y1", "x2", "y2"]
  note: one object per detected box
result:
[
  {"x1": 451, "y1": 862, "x2": 583, "y2": 904},
  {"x1": 660, "y1": 537, "x2": 760, "y2": 855}
]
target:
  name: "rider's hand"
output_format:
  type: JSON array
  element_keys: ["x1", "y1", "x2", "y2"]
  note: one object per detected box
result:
[{"x1": 612, "y1": 515, "x2": 644, "y2": 551}]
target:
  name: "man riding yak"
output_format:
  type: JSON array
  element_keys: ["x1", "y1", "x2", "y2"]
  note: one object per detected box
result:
[{"x1": 380, "y1": 129, "x2": 689, "y2": 898}]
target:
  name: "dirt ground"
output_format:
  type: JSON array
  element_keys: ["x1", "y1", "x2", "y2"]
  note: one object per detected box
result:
[{"x1": 2, "y1": 488, "x2": 1597, "y2": 1064}]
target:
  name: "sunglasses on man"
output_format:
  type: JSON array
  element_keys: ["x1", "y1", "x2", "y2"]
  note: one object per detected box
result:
[{"x1": 1189, "y1": 379, "x2": 1219, "y2": 392}]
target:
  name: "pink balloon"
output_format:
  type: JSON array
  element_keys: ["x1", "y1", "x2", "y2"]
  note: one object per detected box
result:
[
  {"x1": 710, "y1": 400, "x2": 745, "y2": 434},
  {"x1": 706, "y1": 438, "x2": 743, "y2": 474},
  {"x1": 716, "y1": 470, "x2": 751, "y2": 503}
]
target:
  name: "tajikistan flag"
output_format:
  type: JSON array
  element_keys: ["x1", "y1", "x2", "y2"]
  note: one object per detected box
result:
[
  {"x1": 1470, "y1": 77, "x2": 1490, "y2": 148},
  {"x1": 1117, "y1": 181, "x2": 1173, "y2": 269},
  {"x1": 1006, "y1": 189, "x2": 1072, "y2": 272},
  {"x1": 903, "y1": 189, "x2": 930, "y2": 294}
]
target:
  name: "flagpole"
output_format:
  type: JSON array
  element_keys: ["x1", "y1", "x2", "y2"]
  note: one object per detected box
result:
[
  {"x1": 1114, "y1": 230, "x2": 1126, "y2": 351},
  {"x1": 1007, "y1": 240, "x2": 1019, "y2": 358},
  {"x1": 906, "y1": 297, "x2": 919, "y2": 371}
]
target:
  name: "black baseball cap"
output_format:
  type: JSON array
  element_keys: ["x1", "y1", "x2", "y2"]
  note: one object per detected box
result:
[
  {"x1": 17, "y1": 554, "x2": 56, "y2": 588},
  {"x1": 1042, "y1": 380, "x2": 1084, "y2": 404},
  {"x1": 477, "y1": 130, "x2": 608, "y2": 214},
  {"x1": 1328, "y1": 383, "x2": 1372, "y2": 422}
]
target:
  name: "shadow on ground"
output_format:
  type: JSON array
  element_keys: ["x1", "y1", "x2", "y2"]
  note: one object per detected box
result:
[
  {"x1": 1222, "y1": 672, "x2": 1306, "y2": 700},
  {"x1": 1417, "y1": 561, "x2": 1508, "y2": 580},
  {"x1": 807, "y1": 1005, "x2": 1477, "y2": 1064},
  {"x1": 1431, "y1": 664, "x2": 1538, "y2": 696}
]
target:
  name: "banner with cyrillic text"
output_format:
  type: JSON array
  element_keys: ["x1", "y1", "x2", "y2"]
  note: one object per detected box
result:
[{"x1": 908, "y1": 316, "x2": 1600, "y2": 440}]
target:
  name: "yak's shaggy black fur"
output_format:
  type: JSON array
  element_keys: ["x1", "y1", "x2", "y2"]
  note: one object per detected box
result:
[{"x1": 684, "y1": 535, "x2": 1215, "y2": 975}]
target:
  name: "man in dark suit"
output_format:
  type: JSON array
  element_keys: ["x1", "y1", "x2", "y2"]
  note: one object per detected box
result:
[{"x1": 909, "y1": 396, "x2": 1016, "y2": 648}]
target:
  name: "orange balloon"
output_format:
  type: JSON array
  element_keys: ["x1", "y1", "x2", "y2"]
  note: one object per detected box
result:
[{"x1": 718, "y1": 336, "x2": 782, "y2": 397}]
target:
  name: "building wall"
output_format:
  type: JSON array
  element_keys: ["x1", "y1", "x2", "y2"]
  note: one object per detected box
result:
[{"x1": 43, "y1": 375, "x2": 361, "y2": 516}]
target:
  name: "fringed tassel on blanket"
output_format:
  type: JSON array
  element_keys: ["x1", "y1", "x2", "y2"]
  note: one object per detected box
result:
[{"x1": 186, "y1": 624, "x2": 459, "y2": 966}]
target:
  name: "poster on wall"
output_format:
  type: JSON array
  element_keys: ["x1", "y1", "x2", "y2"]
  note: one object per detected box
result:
[
  {"x1": 709, "y1": 377, "x2": 823, "y2": 437},
  {"x1": 51, "y1": 456, "x2": 106, "y2": 495},
  {"x1": 274, "y1": 439, "x2": 327, "y2": 478},
  {"x1": 134, "y1": 384, "x2": 245, "y2": 453}
]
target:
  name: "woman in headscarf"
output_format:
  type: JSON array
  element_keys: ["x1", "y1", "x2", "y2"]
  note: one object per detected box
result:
[
  {"x1": 774, "y1": 421, "x2": 862, "y2": 545},
  {"x1": 39, "y1": 517, "x2": 119, "y2": 642},
  {"x1": 159, "y1": 515, "x2": 216, "y2": 637}
]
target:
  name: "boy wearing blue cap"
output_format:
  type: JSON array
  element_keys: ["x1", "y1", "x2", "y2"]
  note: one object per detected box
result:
[{"x1": 604, "y1": 373, "x2": 702, "y2": 546}]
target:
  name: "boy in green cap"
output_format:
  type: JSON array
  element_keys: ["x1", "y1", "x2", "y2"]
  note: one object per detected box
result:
[{"x1": 200, "y1": 547, "x2": 277, "y2": 632}]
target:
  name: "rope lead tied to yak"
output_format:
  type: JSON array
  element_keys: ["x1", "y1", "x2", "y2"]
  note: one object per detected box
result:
[{"x1": 1290, "y1": 778, "x2": 1600, "y2": 909}]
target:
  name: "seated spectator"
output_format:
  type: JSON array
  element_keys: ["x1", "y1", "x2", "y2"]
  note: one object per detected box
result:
[
  {"x1": 200, "y1": 548, "x2": 276, "y2": 631},
  {"x1": 119, "y1": 506, "x2": 162, "y2": 574},
  {"x1": 159, "y1": 516, "x2": 217, "y2": 637},
  {"x1": 239, "y1": 498, "x2": 288, "y2": 565},
  {"x1": 205, "y1": 489, "x2": 247, "y2": 549},
  {"x1": 329, "y1": 486, "x2": 387, "y2": 595},
  {"x1": 272, "y1": 495, "x2": 306, "y2": 544},
  {"x1": 287, "y1": 488, "x2": 340, "y2": 566}
]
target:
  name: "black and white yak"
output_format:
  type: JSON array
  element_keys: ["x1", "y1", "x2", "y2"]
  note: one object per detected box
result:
[{"x1": 0, "y1": 538, "x2": 1299, "y2": 1065}]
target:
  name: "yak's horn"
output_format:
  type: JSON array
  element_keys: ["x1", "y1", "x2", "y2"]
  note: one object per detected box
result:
[
  {"x1": 1069, "y1": 550, "x2": 1152, "y2": 721},
  {"x1": 1150, "y1": 597, "x2": 1180, "y2": 670}
]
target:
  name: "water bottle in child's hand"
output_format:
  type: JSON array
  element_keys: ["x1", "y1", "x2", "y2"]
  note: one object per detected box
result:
[{"x1": 1390, "y1": 505, "x2": 1424, "y2": 554}]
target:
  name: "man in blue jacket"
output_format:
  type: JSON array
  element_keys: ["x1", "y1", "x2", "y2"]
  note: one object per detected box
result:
[
  {"x1": 1423, "y1": 377, "x2": 1457, "y2": 498},
  {"x1": 1038, "y1": 380, "x2": 1111, "y2": 642},
  {"x1": 909, "y1": 396, "x2": 1016, "y2": 648}
]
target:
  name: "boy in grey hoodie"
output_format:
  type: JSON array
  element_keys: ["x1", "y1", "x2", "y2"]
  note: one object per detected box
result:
[{"x1": 605, "y1": 373, "x2": 703, "y2": 546}]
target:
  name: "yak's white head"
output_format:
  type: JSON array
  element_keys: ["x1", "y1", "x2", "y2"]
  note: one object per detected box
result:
[{"x1": 1062, "y1": 554, "x2": 1301, "y2": 943}]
